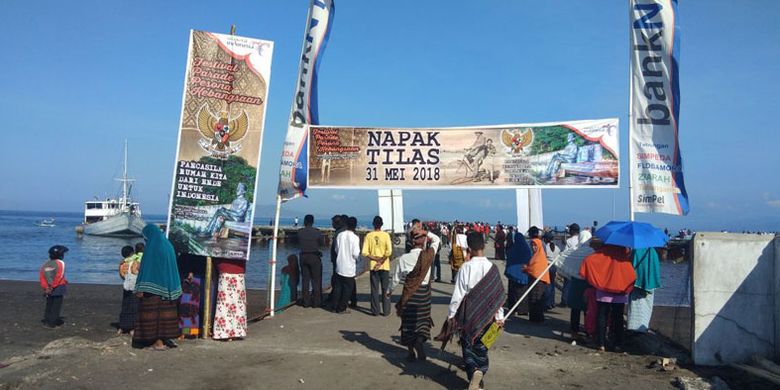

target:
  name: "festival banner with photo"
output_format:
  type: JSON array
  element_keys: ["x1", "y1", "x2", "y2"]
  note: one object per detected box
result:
[
  {"x1": 629, "y1": 0, "x2": 689, "y2": 215},
  {"x1": 307, "y1": 119, "x2": 619, "y2": 189},
  {"x1": 166, "y1": 30, "x2": 273, "y2": 261}
]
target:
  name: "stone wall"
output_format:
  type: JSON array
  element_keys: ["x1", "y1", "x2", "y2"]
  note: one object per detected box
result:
[{"x1": 691, "y1": 233, "x2": 777, "y2": 366}]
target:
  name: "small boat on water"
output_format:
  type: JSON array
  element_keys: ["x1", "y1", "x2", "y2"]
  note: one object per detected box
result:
[
  {"x1": 78, "y1": 141, "x2": 146, "y2": 237},
  {"x1": 35, "y1": 218, "x2": 56, "y2": 227}
]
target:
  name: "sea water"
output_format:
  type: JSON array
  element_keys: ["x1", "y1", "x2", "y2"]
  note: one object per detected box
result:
[
  {"x1": 0, "y1": 210, "x2": 331, "y2": 289},
  {"x1": 0, "y1": 210, "x2": 690, "y2": 306}
]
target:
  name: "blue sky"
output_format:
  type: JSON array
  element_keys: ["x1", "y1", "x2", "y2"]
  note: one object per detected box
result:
[{"x1": 1, "y1": 0, "x2": 778, "y2": 232}]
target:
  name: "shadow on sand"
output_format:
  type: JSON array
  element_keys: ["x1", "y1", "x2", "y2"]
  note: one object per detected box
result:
[{"x1": 340, "y1": 330, "x2": 468, "y2": 389}]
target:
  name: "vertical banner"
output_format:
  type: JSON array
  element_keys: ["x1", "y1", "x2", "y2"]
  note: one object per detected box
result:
[
  {"x1": 277, "y1": 0, "x2": 335, "y2": 201},
  {"x1": 516, "y1": 188, "x2": 543, "y2": 234},
  {"x1": 377, "y1": 189, "x2": 405, "y2": 234},
  {"x1": 630, "y1": 0, "x2": 689, "y2": 215},
  {"x1": 166, "y1": 30, "x2": 274, "y2": 261}
]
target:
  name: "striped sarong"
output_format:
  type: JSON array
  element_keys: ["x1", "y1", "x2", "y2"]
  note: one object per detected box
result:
[
  {"x1": 399, "y1": 283, "x2": 433, "y2": 346},
  {"x1": 118, "y1": 289, "x2": 138, "y2": 332},
  {"x1": 133, "y1": 293, "x2": 180, "y2": 346},
  {"x1": 457, "y1": 265, "x2": 505, "y2": 344}
]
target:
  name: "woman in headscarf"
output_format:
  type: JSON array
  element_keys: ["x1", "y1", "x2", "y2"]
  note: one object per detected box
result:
[
  {"x1": 133, "y1": 224, "x2": 182, "y2": 350},
  {"x1": 524, "y1": 226, "x2": 550, "y2": 323},
  {"x1": 504, "y1": 231, "x2": 531, "y2": 316}
]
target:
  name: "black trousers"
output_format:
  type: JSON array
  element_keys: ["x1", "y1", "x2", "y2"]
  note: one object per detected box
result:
[
  {"x1": 369, "y1": 270, "x2": 390, "y2": 316},
  {"x1": 597, "y1": 302, "x2": 625, "y2": 348},
  {"x1": 300, "y1": 253, "x2": 323, "y2": 307},
  {"x1": 43, "y1": 295, "x2": 64, "y2": 326},
  {"x1": 331, "y1": 274, "x2": 355, "y2": 312}
]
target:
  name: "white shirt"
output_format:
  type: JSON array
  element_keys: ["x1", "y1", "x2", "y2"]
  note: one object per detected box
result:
[
  {"x1": 455, "y1": 234, "x2": 468, "y2": 250},
  {"x1": 545, "y1": 242, "x2": 562, "y2": 264},
  {"x1": 388, "y1": 232, "x2": 440, "y2": 293},
  {"x1": 565, "y1": 235, "x2": 580, "y2": 251},
  {"x1": 335, "y1": 230, "x2": 361, "y2": 277},
  {"x1": 448, "y1": 256, "x2": 505, "y2": 320}
]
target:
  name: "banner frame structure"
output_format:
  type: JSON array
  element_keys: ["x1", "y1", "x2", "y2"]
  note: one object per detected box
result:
[
  {"x1": 306, "y1": 119, "x2": 620, "y2": 191},
  {"x1": 629, "y1": 0, "x2": 689, "y2": 216}
]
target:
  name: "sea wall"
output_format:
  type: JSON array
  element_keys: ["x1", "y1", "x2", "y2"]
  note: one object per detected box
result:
[{"x1": 691, "y1": 232, "x2": 778, "y2": 366}]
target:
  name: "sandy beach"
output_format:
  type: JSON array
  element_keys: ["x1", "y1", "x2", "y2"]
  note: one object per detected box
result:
[{"x1": 0, "y1": 250, "x2": 770, "y2": 390}]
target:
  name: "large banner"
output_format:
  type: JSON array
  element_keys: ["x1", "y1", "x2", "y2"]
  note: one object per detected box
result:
[
  {"x1": 277, "y1": 0, "x2": 335, "y2": 202},
  {"x1": 166, "y1": 30, "x2": 273, "y2": 261},
  {"x1": 630, "y1": 0, "x2": 689, "y2": 215},
  {"x1": 307, "y1": 119, "x2": 619, "y2": 189}
]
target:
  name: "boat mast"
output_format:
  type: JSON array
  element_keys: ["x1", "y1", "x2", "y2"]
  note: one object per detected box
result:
[
  {"x1": 116, "y1": 139, "x2": 135, "y2": 211},
  {"x1": 123, "y1": 140, "x2": 128, "y2": 207}
]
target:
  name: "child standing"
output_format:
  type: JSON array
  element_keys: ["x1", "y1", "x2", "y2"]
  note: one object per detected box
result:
[
  {"x1": 118, "y1": 245, "x2": 140, "y2": 334},
  {"x1": 40, "y1": 245, "x2": 69, "y2": 328}
]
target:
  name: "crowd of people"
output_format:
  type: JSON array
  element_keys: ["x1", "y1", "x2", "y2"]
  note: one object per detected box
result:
[{"x1": 40, "y1": 215, "x2": 667, "y2": 389}]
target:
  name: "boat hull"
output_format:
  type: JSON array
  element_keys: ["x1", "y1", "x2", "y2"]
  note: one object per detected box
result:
[{"x1": 82, "y1": 213, "x2": 145, "y2": 237}]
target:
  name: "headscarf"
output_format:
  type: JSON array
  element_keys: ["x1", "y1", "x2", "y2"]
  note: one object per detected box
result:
[
  {"x1": 135, "y1": 224, "x2": 182, "y2": 300},
  {"x1": 526, "y1": 238, "x2": 551, "y2": 284},
  {"x1": 504, "y1": 232, "x2": 531, "y2": 284},
  {"x1": 632, "y1": 248, "x2": 661, "y2": 291}
]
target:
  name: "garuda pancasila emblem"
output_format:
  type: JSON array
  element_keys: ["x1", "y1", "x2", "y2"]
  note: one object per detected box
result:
[
  {"x1": 196, "y1": 105, "x2": 249, "y2": 158},
  {"x1": 501, "y1": 128, "x2": 534, "y2": 155}
]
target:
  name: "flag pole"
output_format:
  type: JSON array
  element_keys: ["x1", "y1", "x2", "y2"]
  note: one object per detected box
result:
[
  {"x1": 627, "y1": 2, "x2": 636, "y2": 222},
  {"x1": 268, "y1": 194, "x2": 282, "y2": 318}
]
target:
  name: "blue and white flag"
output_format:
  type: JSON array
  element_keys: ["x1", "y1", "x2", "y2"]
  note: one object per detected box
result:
[
  {"x1": 630, "y1": 0, "x2": 689, "y2": 215},
  {"x1": 277, "y1": 0, "x2": 335, "y2": 202}
]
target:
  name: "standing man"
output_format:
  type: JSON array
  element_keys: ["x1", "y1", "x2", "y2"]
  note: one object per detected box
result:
[
  {"x1": 330, "y1": 217, "x2": 360, "y2": 313},
  {"x1": 298, "y1": 214, "x2": 324, "y2": 308},
  {"x1": 441, "y1": 232, "x2": 505, "y2": 390},
  {"x1": 363, "y1": 216, "x2": 393, "y2": 316},
  {"x1": 325, "y1": 215, "x2": 346, "y2": 307},
  {"x1": 388, "y1": 226, "x2": 440, "y2": 361}
]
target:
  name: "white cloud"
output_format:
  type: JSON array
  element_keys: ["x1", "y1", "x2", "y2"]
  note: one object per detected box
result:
[{"x1": 762, "y1": 193, "x2": 780, "y2": 208}]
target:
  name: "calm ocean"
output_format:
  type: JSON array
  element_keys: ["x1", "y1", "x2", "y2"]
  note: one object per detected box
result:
[
  {"x1": 0, "y1": 210, "x2": 330, "y2": 289},
  {"x1": 0, "y1": 210, "x2": 690, "y2": 306}
]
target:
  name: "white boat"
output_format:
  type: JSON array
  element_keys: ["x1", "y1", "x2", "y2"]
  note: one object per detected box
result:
[
  {"x1": 35, "y1": 218, "x2": 56, "y2": 227},
  {"x1": 79, "y1": 141, "x2": 146, "y2": 237}
]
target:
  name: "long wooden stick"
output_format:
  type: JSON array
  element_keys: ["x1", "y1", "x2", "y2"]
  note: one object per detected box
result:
[{"x1": 202, "y1": 256, "x2": 213, "y2": 338}]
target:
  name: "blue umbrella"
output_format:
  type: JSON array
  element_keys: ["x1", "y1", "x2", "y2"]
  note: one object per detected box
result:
[{"x1": 594, "y1": 221, "x2": 668, "y2": 249}]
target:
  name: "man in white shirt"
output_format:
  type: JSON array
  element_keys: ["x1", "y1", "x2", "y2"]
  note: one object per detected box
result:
[
  {"x1": 387, "y1": 228, "x2": 440, "y2": 362},
  {"x1": 329, "y1": 216, "x2": 360, "y2": 313},
  {"x1": 446, "y1": 232, "x2": 505, "y2": 390}
]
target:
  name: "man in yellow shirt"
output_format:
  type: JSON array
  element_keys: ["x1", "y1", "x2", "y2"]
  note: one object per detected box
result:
[{"x1": 363, "y1": 216, "x2": 393, "y2": 316}]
